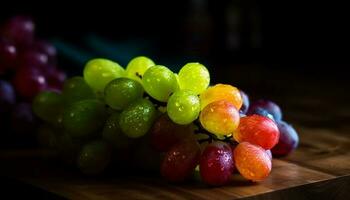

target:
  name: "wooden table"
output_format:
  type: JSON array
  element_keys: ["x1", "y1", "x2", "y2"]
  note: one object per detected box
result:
[{"x1": 0, "y1": 125, "x2": 349, "y2": 200}]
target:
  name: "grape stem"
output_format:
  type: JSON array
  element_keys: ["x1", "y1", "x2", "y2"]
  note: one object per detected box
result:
[
  {"x1": 143, "y1": 93, "x2": 167, "y2": 108},
  {"x1": 193, "y1": 119, "x2": 234, "y2": 144}
]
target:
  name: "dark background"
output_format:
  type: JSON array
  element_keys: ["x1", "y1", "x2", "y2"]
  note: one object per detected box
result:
[{"x1": 1, "y1": 0, "x2": 349, "y2": 128}]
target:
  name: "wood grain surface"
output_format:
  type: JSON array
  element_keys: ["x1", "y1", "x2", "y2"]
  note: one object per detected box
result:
[{"x1": 0, "y1": 125, "x2": 349, "y2": 200}]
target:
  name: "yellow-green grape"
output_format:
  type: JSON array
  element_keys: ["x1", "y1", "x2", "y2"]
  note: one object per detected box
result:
[
  {"x1": 178, "y1": 62, "x2": 210, "y2": 95},
  {"x1": 142, "y1": 65, "x2": 178, "y2": 102},
  {"x1": 83, "y1": 58, "x2": 125, "y2": 93},
  {"x1": 167, "y1": 90, "x2": 200, "y2": 125},
  {"x1": 126, "y1": 56, "x2": 155, "y2": 83}
]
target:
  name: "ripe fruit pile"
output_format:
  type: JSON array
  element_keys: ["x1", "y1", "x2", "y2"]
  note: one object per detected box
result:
[
  {"x1": 33, "y1": 56, "x2": 299, "y2": 186},
  {"x1": 0, "y1": 16, "x2": 66, "y2": 143}
]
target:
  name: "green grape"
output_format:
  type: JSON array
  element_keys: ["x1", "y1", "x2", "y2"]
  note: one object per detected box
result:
[
  {"x1": 77, "y1": 140, "x2": 112, "y2": 175},
  {"x1": 83, "y1": 58, "x2": 125, "y2": 93},
  {"x1": 126, "y1": 56, "x2": 155, "y2": 83},
  {"x1": 62, "y1": 76, "x2": 96, "y2": 104},
  {"x1": 167, "y1": 90, "x2": 200, "y2": 125},
  {"x1": 32, "y1": 91, "x2": 64, "y2": 125},
  {"x1": 62, "y1": 99, "x2": 107, "y2": 138},
  {"x1": 178, "y1": 62, "x2": 210, "y2": 95},
  {"x1": 102, "y1": 112, "x2": 131, "y2": 149},
  {"x1": 119, "y1": 99, "x2": 157, "y2": 138},
  {"x1": 142, "y1": 65, "x2": 178, "y2": 102},
  {"x1": 55, "y1": 131, "x2": 81, "y2": 166},
  {"x1": 104, "y1": 78, "x2": 143, "y2": 110},
  {"x1": 36, "y1": 124, "x2": 57, "y2": 149}
]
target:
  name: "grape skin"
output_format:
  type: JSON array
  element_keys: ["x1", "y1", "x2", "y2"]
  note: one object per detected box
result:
[
  {"x1": 119, "y1": 98, "x2": 157, "y2": 138},
  {"x1": 126, "y1": 56, "x2": 155, "y2": 83},
  {"x1": 83, "y1": 58, "x2": 125, "y2": 93},
  {"x1": 62, "y1": 76, "x2": 96, "y2": 105},
  {"x1": 167, "y1": 90, "x2": 200, "y2": 125},
  {"x1": 178, "y1": 62, "x2": 210, "y2": 95},
  {"x1": 104, "y1": 78, "x2": 143, "y2": 110},
  {"x1": 142, "y1": 65, "x2": 178, "y2": 102}
]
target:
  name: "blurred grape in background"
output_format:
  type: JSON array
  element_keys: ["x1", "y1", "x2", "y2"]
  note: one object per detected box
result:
[{"x1": 0, "y1": 15, "x2": 66, "y2": 148}]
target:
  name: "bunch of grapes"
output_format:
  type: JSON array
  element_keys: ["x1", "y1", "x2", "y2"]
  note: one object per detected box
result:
[
  {"x1": 0, "y1": 16, "x2": 66, "y2": 146},
  {"x1": 33, "y1": 56, "x2": 299, "y2": 186}
]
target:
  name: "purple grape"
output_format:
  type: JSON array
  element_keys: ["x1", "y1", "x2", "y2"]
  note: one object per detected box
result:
[
  {"x1": 11, "y1": 102, "x2": 38, "y2": 135},
  {"x1": 247, "y1": 99, "x2": 282, "y2": 121},
  {"x1": 1, "y1": 16, "x2": 35, "y2": 46},
  {"x1": 239, "y1": 90, "x2": 250, "y2": 114},
  {"x1": 32, "y1": 40, "x2": 57, "y2": 64},
  {"x1": 18, "y1": 50, "x2": 49, "y2": 69},
  {"x1": 13, "y1": 67, "x2": 47, "y2": 99},
  {"x1": 271, "y1": 121, "x2": 299, "y2": 157},
  {"x1": 247, "y1": 107, "x2": 275, "y2": 121},
  {"x1": 0, "y1": 38, "x2": 17, "y2": 72},
  {"x1": 0, "y1": 80, "x2": 16, "y2": 114}
]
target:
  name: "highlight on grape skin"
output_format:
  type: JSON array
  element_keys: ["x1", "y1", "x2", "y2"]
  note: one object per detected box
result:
[
  {"x1": 200, "y1": 84, "x2": 243, "y2": 110},
  {"x1": 234, "y1": 142, "x2": 272, "y2": 182},
  {"x1": 199, "y1": 100, "x2": 240, "y2": 136},
  {"x1": 233, "y1": 114, "x2": 280, "y2": 150}
]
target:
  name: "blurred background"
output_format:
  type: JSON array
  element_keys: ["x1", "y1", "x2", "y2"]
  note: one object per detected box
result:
[{"x1": 1, "y1": 0, "x2": 349, "y2": 129}]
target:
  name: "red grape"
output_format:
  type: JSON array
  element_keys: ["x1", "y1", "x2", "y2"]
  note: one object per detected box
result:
[
  {"x1": 13, "y1": 67, "x2": 47, "y2": 99},
  {"x1": 271, "y1": 121, "x2": 299, "y2": 157},
  {"x1": 150, "y1": 114, "x2": 193, "y2": 152},
  {"x1": 199, "y1": 141, "x2": 234, "y2": 186},
  {"x1": 234, "y1": 114, "x2": 280, "y2": 150},
  {"x1": 161, "y1": 137, "x2": 201, "y2": 182},
  {"x1": 234, "y1": 142, "x2": 271, "y2": 182}
]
